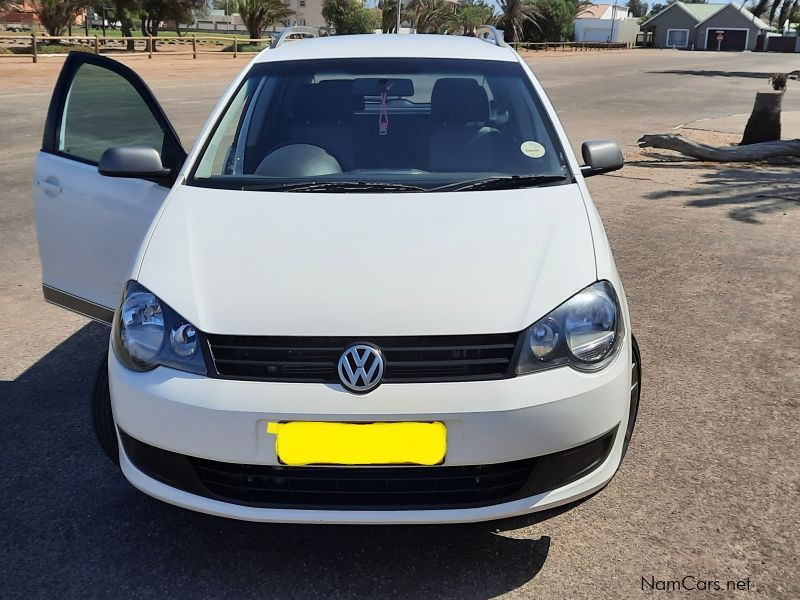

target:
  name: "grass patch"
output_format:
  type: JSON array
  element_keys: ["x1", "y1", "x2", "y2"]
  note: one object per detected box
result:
[
  {"x1": 221, "y1": 42, "x2": 269, "y2": 53},
  {"x1": 6, "y1": 42, "x2": 94, "y2": 54},
  {"x1": 34, "y1": 42, "x2": 94, "y2": 54},
  {"x1": 62, "y1": 29, "x2": 249, "y2": 39}
]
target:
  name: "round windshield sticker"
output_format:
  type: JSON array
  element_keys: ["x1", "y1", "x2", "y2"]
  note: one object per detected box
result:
[{"x1": 520, "y1": 141, "x2": 546, "y2": 159}]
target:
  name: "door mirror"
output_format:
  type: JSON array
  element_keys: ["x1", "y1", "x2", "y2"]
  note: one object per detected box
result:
[
  {"x1": 98, "y1": 145, "x2": 171, "y2": 182},
  {"x1": 580, "y1": 140, "x2": 624, "y2": 177}
]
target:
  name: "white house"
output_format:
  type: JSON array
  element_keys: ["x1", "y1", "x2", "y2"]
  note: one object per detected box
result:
[{"x1": 574, "y1": 4, "x2": 640, "y2": 44}]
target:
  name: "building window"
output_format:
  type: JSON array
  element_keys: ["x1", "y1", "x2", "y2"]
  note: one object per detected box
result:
[
  {"x1": 300, "y1": 0, "x2": 305, "y2": 6},
  {"x1": 665, "y1": 29, "x2": 689, "y2": 48}
]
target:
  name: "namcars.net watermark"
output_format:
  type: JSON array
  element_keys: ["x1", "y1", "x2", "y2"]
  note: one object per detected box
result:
[{"x1": 641, "y1": 576, "x2": 754, "y2": 592}]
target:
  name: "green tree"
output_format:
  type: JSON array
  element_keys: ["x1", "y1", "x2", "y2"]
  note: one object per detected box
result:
[
  {"x1": 138, "y1": 0, "x2": 205, "y2": 39},
  {"x1": 322, "y1": 0, "x2": 379, "y2": 34},
  {"x1": 497, "y1": 0, "x2": 540, "y2": 42},
  {"x1": 90, "y1": 0, "x2": 139, "y2": 49},
  {"x1": 237, "y1": 0, "x2": 294, "y2": 39},
  {"x1": 377, "y1": 0, "x2": 400, "y2": 32},
  {"x1": 522, "y1": 0, "x2": 587, "y2": 42},
  {"x1": 453, "y1": 0, "x2": 494, "y2": 34},
  {"x1": 627, "y1": 0, "x2": 646, "y2": 17},
  {"x1": 31, "y1": 0, "x2": 82, "y2": 36},
  {"x1": 406, "y1": 0, "x2": 455, "y2": 33},
  {"x1": 534, "y1": 0, "x2": 572, "y2": 40}
]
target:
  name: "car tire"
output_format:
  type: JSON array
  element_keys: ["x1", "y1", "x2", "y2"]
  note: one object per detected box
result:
[
  {"x1": 92, "y1": 356, "x2": 120, "y2": 465},
  {"x1": 622, "y1": 335, "x2": 641, "y2": 458}
]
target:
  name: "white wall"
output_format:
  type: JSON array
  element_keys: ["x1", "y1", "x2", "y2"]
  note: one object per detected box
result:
[{"x1": 575, "y1": 18, "x2": 640, "y2": 43}]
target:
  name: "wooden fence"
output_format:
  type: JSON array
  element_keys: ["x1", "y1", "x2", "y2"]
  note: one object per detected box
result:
[
  {"x1": 0, "y1": 34, "x2": 270, "y2": 62},
  {"x1": 0, "y1": 35, "x2": 632, "y2": 63},
  {"x1": 513, "y1": 41, "x2": 630, "y2": 51}
]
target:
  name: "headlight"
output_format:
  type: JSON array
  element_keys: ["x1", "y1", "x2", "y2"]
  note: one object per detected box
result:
[
  {"x1": 112, "y1": 281, "x2": 207, "y2": 375},
  {"x1": 517, "y1": 280, "x2": 622, "y2": 374}
]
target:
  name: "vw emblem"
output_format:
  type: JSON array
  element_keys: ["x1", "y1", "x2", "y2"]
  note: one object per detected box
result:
[{"x1": 337, "y1": 344, "x2": 384, "y2": 393}]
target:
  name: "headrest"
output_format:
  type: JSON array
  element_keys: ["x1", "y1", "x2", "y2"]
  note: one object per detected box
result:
[
  {"x1": 293, "y1": 80, "x2": 355, "y2": 122},
  {"x1": 431, "y1": 78, "x2": 490, "y2": 125}
]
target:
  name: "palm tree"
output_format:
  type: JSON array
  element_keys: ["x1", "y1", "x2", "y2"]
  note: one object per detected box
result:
[
  {"x1": 378, "y1": 0, "x2": 421, "y2": 32},
  {"x1": 31, "y1": 0, "x2": 82, "y2": 37},
  {"x1": 752, "y1": 0, "x2": 798, "y2": 29},
  {"x1": 237, "y1": 0, "x2": 294, "y2": 40},
  {"x1": 497, "y1": 0, "x2": 539, "y2": 43},
  {"x1": 406, "y1": 0, "x2": 456, "y2": 33},
  {"x1": 776, "y1": 0, "x2": 798, "y2": 27},
  {"x1": 453, "y1": 3, "x2": 494, "y2": 35}
]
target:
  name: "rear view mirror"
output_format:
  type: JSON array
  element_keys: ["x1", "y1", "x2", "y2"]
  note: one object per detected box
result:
[
  {"x1": 580, "y1": 140, "x2": 624, "y2": 177},
  {"x1": 98, "y1": 145, "x2": 172, "y2": 183}
]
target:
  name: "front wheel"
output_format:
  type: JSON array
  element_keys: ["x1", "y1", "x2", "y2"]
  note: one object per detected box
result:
[
  {"x1": 621, "y1": 335, "x2": 641, "y2": 459},
  {"x1": 92, "y1": 356, "x2": 120, "y2": 465}
]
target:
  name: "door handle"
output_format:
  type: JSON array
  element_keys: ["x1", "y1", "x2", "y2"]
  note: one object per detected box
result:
[{"x1": 37, "y1": 179, "x2": 62, "y2": 195}]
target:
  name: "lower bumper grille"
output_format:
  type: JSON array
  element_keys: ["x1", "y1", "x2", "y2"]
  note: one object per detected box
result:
[
  {"x1": 190, "y1": 458, "x2": 534, "y2": 509},
  {"x1": 120, "y1": 426, "x2": 618, "y2": 511}
]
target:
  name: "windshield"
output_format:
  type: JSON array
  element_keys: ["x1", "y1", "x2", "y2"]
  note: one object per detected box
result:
[{"x1": 189, "y1": 58, "x2": 571, "y2": 192}]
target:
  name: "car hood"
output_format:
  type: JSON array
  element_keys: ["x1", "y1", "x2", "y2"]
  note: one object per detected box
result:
[{"x1": 137, "y1": 184, "x2": 596, "y2": 336}]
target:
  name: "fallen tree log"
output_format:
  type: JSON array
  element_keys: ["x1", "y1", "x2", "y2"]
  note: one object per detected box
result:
[{"x1": 637, "y1": 134, "x2": 800, "y2": 162}]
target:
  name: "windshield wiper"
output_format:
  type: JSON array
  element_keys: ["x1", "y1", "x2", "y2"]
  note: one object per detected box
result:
[
  {"x1": 429, "y1": 174, "x2": 568, "y2": 193},
  {"x1": 241, "y1": 181, "x2": 425, "y2": 193}
]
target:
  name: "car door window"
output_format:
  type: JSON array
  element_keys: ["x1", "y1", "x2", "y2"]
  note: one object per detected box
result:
[{"x1": 59, "y1": 63, "x2": 167, "y2": 164}]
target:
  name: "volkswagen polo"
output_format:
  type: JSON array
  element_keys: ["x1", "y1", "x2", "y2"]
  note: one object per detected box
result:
[{"x1": 33, "y1": 28, "x2": 640, "y2": 524}]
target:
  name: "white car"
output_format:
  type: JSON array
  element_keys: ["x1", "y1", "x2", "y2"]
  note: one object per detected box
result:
[{"x1": 33, "y1": 28, "x2": 640, "y2": 524}]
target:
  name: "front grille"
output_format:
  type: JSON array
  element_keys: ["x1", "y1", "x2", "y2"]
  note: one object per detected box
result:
[
  {"x1": 190, "y1": 458, "x2": 535, "y2": 509},
  {"x1": 206, "y1": 332, "x2": 522, "y2": 383}
]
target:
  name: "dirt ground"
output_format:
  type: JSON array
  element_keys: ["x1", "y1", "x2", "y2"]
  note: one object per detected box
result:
[{"x1": 1, "y1": 49, "x2": 799, "y2": 599}]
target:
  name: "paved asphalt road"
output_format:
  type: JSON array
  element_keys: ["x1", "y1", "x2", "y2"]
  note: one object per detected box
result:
[{"x1": 1, "y1": 49, "x2": 799, "y2": 599}]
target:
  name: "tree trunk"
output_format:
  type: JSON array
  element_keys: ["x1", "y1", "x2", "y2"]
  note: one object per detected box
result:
[
  {"x1": 143, "y1": 17, "x2": 160, "y2": 51},
  {"x1": 246, "y1": 17, "x2": 261, "y2": 41},
  {"x1": 638, "y1": 134, "x2": 800, "y2": 161},
  {"x1": 741, "y1": 91, "x2": 783, "y2": 146},
  {"x1": 119, "y1": 14, "x2": 134, "y2": 51}
]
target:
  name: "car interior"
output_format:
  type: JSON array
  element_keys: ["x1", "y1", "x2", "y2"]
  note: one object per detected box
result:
[{"x1": 218, "y1": 72, "x2": 566, "y2": 179}]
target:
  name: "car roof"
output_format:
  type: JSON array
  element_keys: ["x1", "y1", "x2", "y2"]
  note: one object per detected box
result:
[{"x1": 254, "y1": 34, "x2": 519, "y2": 64}]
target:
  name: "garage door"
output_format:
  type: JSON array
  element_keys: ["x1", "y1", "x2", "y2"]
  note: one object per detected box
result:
[{"x1": 706, "y1": 29, "x2": 748, "y2": 51}]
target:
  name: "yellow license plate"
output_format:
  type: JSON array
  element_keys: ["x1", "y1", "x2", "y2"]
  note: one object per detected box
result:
[{"x1": 266, "y1": 421, "x2": 446, "y2": 466}]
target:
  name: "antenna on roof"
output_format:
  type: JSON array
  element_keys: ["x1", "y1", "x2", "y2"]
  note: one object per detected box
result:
[{"x1": 476, "y1": 25, "x2": 508, "y2": 47}]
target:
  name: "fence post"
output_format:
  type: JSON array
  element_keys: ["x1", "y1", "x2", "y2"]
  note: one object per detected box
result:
[
  {"x1": 31, "y1": 33, "x2": 36, "y2": 64},
  {"x1": 94, "y1": 34, "x2": 99, "y2": 54},
  {"x1": 192, "y1": 34, "x2": 197, "y2": 59},
  {"x1": 233, "y1": 36, "x2": 237, "y2": 58},
  {"x1": 148, "y1": 36, "x2": 153, "y2": 58}
]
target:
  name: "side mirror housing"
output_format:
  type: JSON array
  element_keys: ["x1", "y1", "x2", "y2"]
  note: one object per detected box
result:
[
  {"x1": 580, "y1": 140, "x2": 624, "y2": 177},
  {"x1": 98, "y1": 145, "x2": 172, "y2": 184}
]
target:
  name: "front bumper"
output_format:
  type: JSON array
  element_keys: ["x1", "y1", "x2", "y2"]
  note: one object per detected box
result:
[{"x1": 109, "y1": 337, "x2": 632, "y2": 524}]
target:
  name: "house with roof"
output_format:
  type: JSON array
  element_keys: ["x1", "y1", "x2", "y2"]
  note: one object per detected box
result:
[
  {"x1": 1, "y1": 1, "x2": 39, "y2": 31},
  {"x1": 574, "y1": 4, "x2": 641, "y2": 44},
  {"x1": 641, "y1": 1, "x2": 776, "y2": 51}
]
